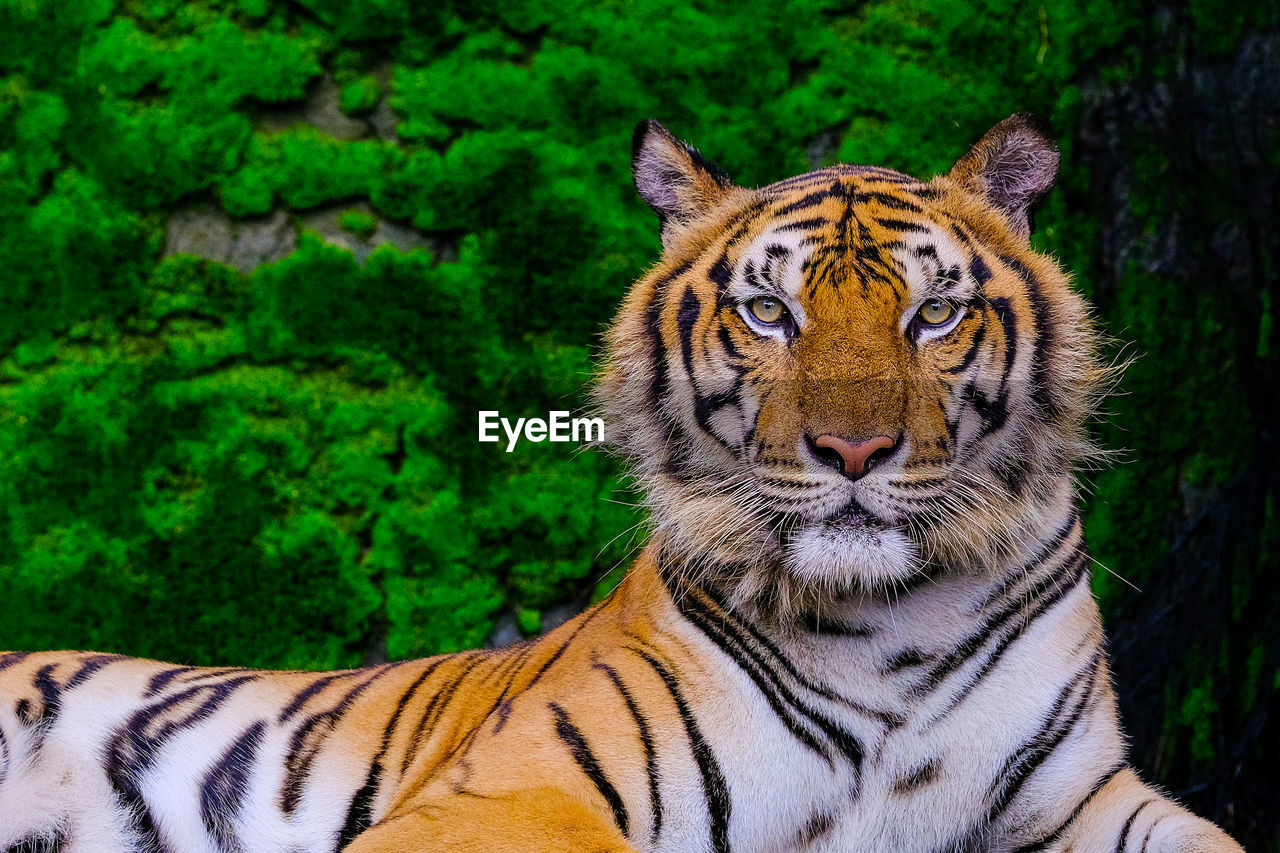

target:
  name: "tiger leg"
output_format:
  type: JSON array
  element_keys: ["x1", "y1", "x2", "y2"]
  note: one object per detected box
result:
[
  {"x1": 1042, "y1": 767, "x2": 1243, "y2": 852},
  {"x1": 343, "y1": 786, "x2": 638, "y2": 853}
]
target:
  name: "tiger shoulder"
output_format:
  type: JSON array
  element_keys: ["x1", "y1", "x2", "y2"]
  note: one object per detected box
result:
[{"x1": 0, "y1": 115, "x2": 1244, "y2": 853}]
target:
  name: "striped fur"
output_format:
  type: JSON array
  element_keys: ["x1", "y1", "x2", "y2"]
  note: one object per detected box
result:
[{"x1": 0, "y1": 117, "x2": 1242, "y2": 852}]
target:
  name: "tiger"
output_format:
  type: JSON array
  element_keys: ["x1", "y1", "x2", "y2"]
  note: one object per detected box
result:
[{"x1": 0, "y1": 114, "x2": 1244, "y2": 853}]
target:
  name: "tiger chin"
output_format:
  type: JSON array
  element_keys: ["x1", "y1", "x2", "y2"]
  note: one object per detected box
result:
[{"x1": 0, "y1": 117, "x2": 1243, "y2": 853}]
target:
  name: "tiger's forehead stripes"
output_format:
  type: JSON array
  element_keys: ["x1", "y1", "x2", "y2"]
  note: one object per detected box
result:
[
  {"x1": 728, "y1": 176, "x2": 964, "y2": 309},
  {"x1": 762, "y1": 174, "x2": 934, "y2": 224},
  {"x1": 764, "y1": 164, "x2": 922, "y2": 195}
]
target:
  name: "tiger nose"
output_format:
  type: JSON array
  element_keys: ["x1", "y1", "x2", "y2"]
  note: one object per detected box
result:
[{"x1": 807, "y1": 434, "x2": 899, "y2": 480}]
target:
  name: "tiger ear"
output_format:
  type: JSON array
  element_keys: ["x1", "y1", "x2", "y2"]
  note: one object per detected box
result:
[
  {"x1": 632, "y1": 120, "x2": 735, "y2": 244},
  {"x1": 947, "y1": 113, "x2": 1059, "y2": 239}
]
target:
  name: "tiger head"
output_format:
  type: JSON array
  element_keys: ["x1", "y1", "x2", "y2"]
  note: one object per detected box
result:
[{"x1": 597, "y1": 115, "x2": 1105, "y2": 614}]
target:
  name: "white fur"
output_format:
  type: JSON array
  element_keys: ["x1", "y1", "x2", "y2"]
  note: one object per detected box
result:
[{"x1": 786, "y1": 514, "x2": 921, "y2": 591}]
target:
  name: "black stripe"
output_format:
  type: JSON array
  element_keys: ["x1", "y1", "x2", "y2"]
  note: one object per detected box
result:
[
  {"x1": 549, "y1": 701, "x2": 629, "y2": 838},
  {"x1": 797, "y1": 810, "x2": 837, "y2": 845},
  {"x1": 970, "y1": 254, "x2": 993, "y2": 286},
  {"x1": 890, "y1": 757, "x2": 942, "y2": 794},
  {"x1": 524, "y1": 608, "x2": 600, "y2": 692},
  {"x1": 279, "y1": 671, "x2": 357, "y2": 722},
  {"x1": 400, "y1": 653, "x2": 489, "y2": 773},
  {"x1": 873, "y1": 217, "x2": 931, "y2": 233},
  {"x1": 485, "y1": 644, "x2": 540, "y2": 733},
  {"x1": 338, "y1": 657, "x2": 454, "y2": 848},
  {"x1": 644, "y1": 261, "x2": 694, "y2": 480},
  {"x1": 968, "y1": 296, "x2": 1017, "y2": 439},
  {"x1": 380, "y1": 658, "x2": 450, "y2": 752},
  {"x1": 949, "y1": 222, "x2": 975, "y2": 247},
  {"x1": 675, "y1": 272, "x2": 747, "y2": 455},
  {"x1": 991, "y1": 295, "x2": 1019, "y2": 388},
  {"x1": 923, "y1": 553, "x2": 1089, "y2": 712},
  {"x1": 146, "y1": 666, "x2": 196, "y2": 696},
  {"x1": 644, "y1": 279, "x2": 671, "y2": 418},
  {"x1": 942, "y1": 662, "x2": 1107, "y2": 853},
  {"x1": 108, "y1": 676, "x2": 256, "y2": 853},
  {"x1": 693, "y1": 386, "x2": 743, "y2": 449},
  {"x1": 773, "y1": 187, "x2": 842, "y2": 216},
  {"x1": 912, "y1": 539, "x2": 1085, "y2": 699},
  {"x1": 185, "y1": 667, "x2": 253, "y2": 684},
  {"x1": 337, "y1": 761, "x2": 381, "y2": 850},
  {"x1": 884, "y1": 648, "x2": 934, "y2": 673},
  {"x1": 774, "y1": 216, "x2": 828, "y2": 232},
  {"x1": 941, "y1": 321, "x2": 987, "y2": 375},
  {"x1": 860, "y1": 190, "x2": 924, "y2": 213},
  {"x1": 280, "y1": 665, "x2": 395, "y2": 814},
  {"x1": 1115, "y1": 799, "x2": 1157, "y2": 853},
  {"x1": 676, "y1": 285, "x2": 701, "y2": 384},
  {"x1": 717, "y1": 322, "x2": 746, "y2": 365},
  {"x1": 766, "y1": 172, "x2": 842, "y2": 193},
  {"x1": 983, "y1": 650, "x2": 1103, "y2": 821},
  {"x1": 708, "y1": 253, "x2": 733, "y2": 291},
  {"x1": 484, "y1": 641, "x2": 535, "y2": 686},
  {"x1": 1011, "y1": 762, "x2": 1127, "y2": 852},
  {"x1": 28, "y1": 665, "x2": 60, "y2": 724},
  {"x1": 974, "y1": 515, "x2": 1080, "y2": 610},
  {"x1": 0, "y1": 652, "x2": 29, "y2": 672},
  {"x1": 681, "y1": 592, "x2": 865, "y2": 769},
  {"x1": 595, "y1": 662, "x2": 663, "y2": 842},
  {"x1": 65, "y1": 653, "x2": 125, "y2": 689},
  {"x1": 853, "y1": 166, "x2": 917, "y2": 182},
  {"x1": 1138, "y1": 815, "x2": 1163, "y2": 852},
  {"x1": 682, "y1": 597, "x2": 834, "y2": 763},
  {"x1": 683, "y1": 579, "x2": 902, "y2": 728},
  {"x1": 200, "y1": 721, "x2": 267, "y2": 853},
  {"x1": 626, "y1": 644, "x2": 730, "y2": 853},
  {"x1": 23, "y1": 655, "x2": 127, "y2": 740},
  {"x1": 1001, "y1": 254, "x2": 1059, "y2": 418},
  {"x1": 465, "y1": 610, "x2": 605, "y2": 772}
]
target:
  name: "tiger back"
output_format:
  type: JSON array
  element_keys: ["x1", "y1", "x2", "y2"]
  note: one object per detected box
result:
[{"x1": 0, "y1": 116, "x2": 1244, "y2": 852}]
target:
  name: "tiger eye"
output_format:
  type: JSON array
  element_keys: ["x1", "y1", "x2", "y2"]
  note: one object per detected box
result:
[
  {"x1": 917, "y1": 299, "x2": 955, "y2": 326},
  {"x1": 748, "y1": 296, "x2": 785, "y2": 324}
]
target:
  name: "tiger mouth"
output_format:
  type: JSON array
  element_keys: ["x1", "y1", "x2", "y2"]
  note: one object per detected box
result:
[{"x1": 822, "y1": 500, "x2": 882, "y2": 528}]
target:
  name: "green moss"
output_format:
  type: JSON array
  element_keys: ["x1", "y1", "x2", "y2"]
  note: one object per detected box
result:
[
  {"x1": 516, "y1": 608, "x2": 542, "y2": 636},
  {"x1": 1177, "y1": 679, "x2": 1220, "y2": 763},
  {"x1": 291, "y1": 0, "x2": 410, "y2": 42},
  {"x1": 338, "y1": 207, "x2": 378, "y2": 239},
  {"x1": 221, "y1": 130, "x2": 400, "y2": 215},
  {"x1": 237, "y1": 0, "x2": 270, "y2": 19},
  {"x1": 339, "y1": 75, "x2": 380, "y2": 115}
]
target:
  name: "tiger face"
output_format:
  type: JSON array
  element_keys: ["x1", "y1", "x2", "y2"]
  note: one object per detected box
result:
[{"x1": 599, "y1": 116, "x2": 1105, "y2": 613}]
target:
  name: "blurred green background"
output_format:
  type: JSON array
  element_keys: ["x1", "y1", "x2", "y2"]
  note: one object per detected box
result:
[{"x1": 0, "y1": 0, "x2": 1275, "y2": 844}]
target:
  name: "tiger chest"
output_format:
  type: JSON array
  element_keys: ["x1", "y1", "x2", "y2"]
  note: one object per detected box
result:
[{"x1": 649, "y1": 574, "x2": 1124, "y2": 852}]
